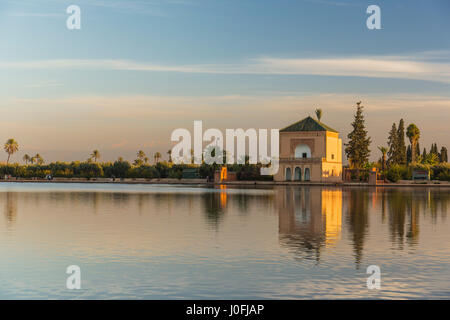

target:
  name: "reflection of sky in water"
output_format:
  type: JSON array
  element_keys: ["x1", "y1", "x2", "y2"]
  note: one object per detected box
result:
[{"x1": 0, "y1": 183, "x2": 449, "y2": 299}]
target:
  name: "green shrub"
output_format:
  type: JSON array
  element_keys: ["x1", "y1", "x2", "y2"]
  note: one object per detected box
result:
[
  {"x1": 111, "y1": 160, "x2": 131, "y2": 178},
  {"x1": 387, "y1": 165, "x2": 405, "y2": 182},
  {"x1": 128, "y1": 165, "x2": 159, "y2": 179},
  {"x1": 431, "y1": 163, "x2": 450, "y2": 181}
]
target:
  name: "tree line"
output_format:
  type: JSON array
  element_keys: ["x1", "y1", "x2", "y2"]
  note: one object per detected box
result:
[
  {"x1": 2, "y1": 103, "x2": 449, "y2": 182},
  {"x1": 0, "y1": 142, "x2": 269, "y2": 181},
  {"x1": 344, "y1": 102, "x2": 449, "y2": 181}
]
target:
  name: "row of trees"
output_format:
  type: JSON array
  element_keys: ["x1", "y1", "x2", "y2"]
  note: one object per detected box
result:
[
  {"x1": 379, "y1": 120, "x2": 447, "y2": 169},
  {"x1": 2, "y1": 103, "x2": 448, "y2": 182},
  {"x1": 344, "y1": 101, "x2": 448, "y2": 181},
  {"x1": 86, "y1": 149, "x2": 164, "y2": 165},
  {"x1": 385, "y1": 120, "x2": 447, "y2": 166},
  {"x1": 3, "y1": 138, "x2": 45, "y2": 165},
  {"x1": 2, "y1": 138, "x2": 169, "y2": 167},
  {"x1": 0, "y1": 160, "x2": 270, "y2": 181},
  {"x1": 1, "y1": 136, "x2": 268, "y2": 181}
]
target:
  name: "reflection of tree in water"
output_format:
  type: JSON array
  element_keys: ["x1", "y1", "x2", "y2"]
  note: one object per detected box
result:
[
  {"x1": 345, "y1": 188, "x2": 369, "y2": 268},
  {"x1": 404, "y1": 189, "x2": 424, "y2": 246},
  {"x1": 202, "y1": 192, "x2": 225, "y2": 230},
  {"x1": 435, "y1": 189, "x2": 448, "y2": 222},
  {"x1": 3, "y1": 192, "x2": 18, "y2": 228},
  {"x1": 235, "y1": 193, "x2": 249, "y2": 214},
  {"x1": 386, "y1": 189, "x2": 409, "y2": 248},
  {"x1": 385, "y1": 188, "x2": 450, "y2": 248},
  {"x1": 427, "y1": 188, "x2": 449, "y2": 224}
]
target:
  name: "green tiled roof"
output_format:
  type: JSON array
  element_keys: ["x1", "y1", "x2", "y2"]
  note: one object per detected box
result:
[{"x1": 280, "y1": 116, "x2": 338, "y2": 133}]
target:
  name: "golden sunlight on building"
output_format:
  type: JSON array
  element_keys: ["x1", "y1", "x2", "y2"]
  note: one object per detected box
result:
[{"x1": 274, "y1": 116, "x2": 343, "y2": 182}]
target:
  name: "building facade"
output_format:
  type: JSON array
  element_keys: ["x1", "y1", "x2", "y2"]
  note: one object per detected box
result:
[{"x1": 274, "y1": 116, "x2": 343, "y2": 182}]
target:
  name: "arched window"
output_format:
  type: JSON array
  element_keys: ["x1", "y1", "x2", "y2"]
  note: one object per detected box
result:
[
  {"x1": 295, "y1": 144, "x2": 311, "y2": 158},
  {"x1": 285, "y1": 167, "x2": 292, "y2": 181},
  {"x1": 304, "y1": 168, "x2": 311, "y2": 181},
  {"x1": 294, "y1": 167, "x2": 301, "y2": 181}
]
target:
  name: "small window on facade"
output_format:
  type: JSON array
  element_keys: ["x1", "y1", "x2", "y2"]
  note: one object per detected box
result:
[
  {"x1": 331, "y1": 154, "x2": 335, "y2": 159},
  {"x1": 302, "y1": 153, "x2": 307, "y2": 158}
]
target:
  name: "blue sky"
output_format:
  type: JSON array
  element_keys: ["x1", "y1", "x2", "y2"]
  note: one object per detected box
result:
[{"x1": 0, "y1": 0, "x2": 449, "y2": 162}]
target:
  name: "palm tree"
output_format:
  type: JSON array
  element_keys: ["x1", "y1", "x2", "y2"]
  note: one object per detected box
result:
[
  {"x1": 144, "y1": 156, "x2": 149, "y2": 164},
  {"x1": 315, "y1": 108, "x2": 323, "y2": 122},
  {"x1": 167, "y1": 150, "x2": 172, "y2": 163},
  {"x1": 154, "y1": 152, "x2": 161, "y2": 164},
  {"x1": 90, "y1": 150, "x2": 101, "y2": 162},
  {"x1": 134, "y1": 150, "x2": 146, "y2": 166},
  {"x1": 378, "y1": 146, "x2": 387, "y2": 171},
  {"x1": 23, "y1": 154, "x2": 31, "y2": 165},
  {"x1": 32, "y1": 153, "x2": 44, "y2": 165},
  {"x1": 406, "y1": 124, "x2": 420, "y2": 163},
  {"x1": 137, "y1": 150, "x2": 146, "y2": 160},
  {"x1": 4, "y1": 138, "x2": 19, "y2": 164}
]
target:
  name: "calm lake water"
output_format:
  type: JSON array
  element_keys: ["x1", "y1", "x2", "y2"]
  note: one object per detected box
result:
[{"x1": 0, "y1": 182, "x2": 449, "y2": 299}]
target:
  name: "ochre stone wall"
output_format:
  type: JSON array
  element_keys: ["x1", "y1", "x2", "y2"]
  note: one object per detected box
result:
[{"x1": 274, "y1": 130, "x2": 342, "y2": 182}]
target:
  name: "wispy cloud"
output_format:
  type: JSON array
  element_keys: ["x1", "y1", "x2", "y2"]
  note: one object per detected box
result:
[
  {"x1": 303, "y1": 0, "x2": 359, "y2": 7},
  {"x1": 1, "y1": 52, "x2": 450, "y2": 83},
  {"x1": 111, "y1": 139, "x2": 128, "y2": 149},
  {"x1": 83, "y1": 0, "x2": 166, "y2": 16},
  {"x1": 8, "y1": 12, "x2": 64, "y2": 18}
]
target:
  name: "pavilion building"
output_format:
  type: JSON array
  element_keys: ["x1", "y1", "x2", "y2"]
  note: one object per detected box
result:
[{"x1": 274, "y1": 116, "x2": 343, "y2": 182}]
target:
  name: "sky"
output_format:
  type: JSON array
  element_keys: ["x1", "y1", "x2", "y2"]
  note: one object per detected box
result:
[{"x1": 0, "y1": 0, "x2": 449, "y2": 163}]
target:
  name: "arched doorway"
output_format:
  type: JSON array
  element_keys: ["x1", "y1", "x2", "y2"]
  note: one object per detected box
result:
[
  {"x1": 295, "y1": 144, "x2": 311, "y2": 158},
  {"x1": 304, "y1": 168, "x2": 310, "y2": 181},
  {"x1": 294, "y1": 167, "x2": 301, "y2": 181},
  {"x1": 285, "y1": 167, "x2": 292, "y2": 181}
]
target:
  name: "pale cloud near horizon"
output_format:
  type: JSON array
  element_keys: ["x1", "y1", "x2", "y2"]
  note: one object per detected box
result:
[{"x1": 1, "y1": 51, "x2": 450, "y2": 83}]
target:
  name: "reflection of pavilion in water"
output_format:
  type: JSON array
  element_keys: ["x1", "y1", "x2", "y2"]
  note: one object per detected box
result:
[{"x1": 277, "y1": 186, "x2": 342, "y2": 261}]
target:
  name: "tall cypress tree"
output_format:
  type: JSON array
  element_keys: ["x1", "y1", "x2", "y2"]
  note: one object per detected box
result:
[
  {"x1": 387, "y1": 123, "x2": 398, "y2": 165},
  {"x1": 422, "y1": 148, "x2": 427, "y2": 158},
  {"x1": 416, "y1": 142, "x2": 421, "y2": 159},
  {"x1": 345, "y1": 101, "x2": 371, "y2": 169},
  {"x1": 441, "y1": 147, "x2": 448, "y2": 163},
  {"x1": 431, "y1": 143, "x2": 438, "y2": 155},
  {"x1": 397, "y1": 119, "x2": 406, "y2": 164},
  {"x1": 406, "y1": 145, "x2": 412, "y2": 164}
]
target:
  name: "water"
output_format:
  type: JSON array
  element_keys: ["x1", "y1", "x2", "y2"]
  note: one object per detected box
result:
[{"x1": 0, "y1": 182, "x2": 449, "y2": 299}]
